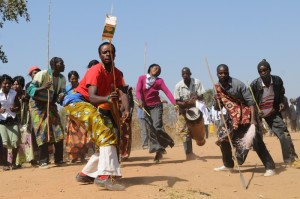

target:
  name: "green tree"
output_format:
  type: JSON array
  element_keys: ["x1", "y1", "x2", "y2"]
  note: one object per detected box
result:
[
  {"x1": 203, "y1": 88, "x2": 214, "y2": 108},
  {"x1": 0, "y1": 0, "x2": 30, "y2": 63}
]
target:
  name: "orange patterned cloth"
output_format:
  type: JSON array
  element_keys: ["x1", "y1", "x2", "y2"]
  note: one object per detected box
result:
[
  {"x1": 65, "y1": 116, "x2": 91, "y2": 160},
  {"x1": 215, "y1": 84, "x2": 251, "y2": 130}
]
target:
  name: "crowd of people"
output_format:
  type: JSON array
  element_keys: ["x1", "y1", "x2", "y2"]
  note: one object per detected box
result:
[{"x1": 0, "y1": 42, "x2": 299, "y2": 191}]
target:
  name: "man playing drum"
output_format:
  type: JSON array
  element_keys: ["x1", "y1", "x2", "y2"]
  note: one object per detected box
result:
[
  {"x1": 174, "y1": 67, "x2": 206, "y2": 160},
  {"x1": 213, "y1": 64, "x2": 276, "y2": 177}
]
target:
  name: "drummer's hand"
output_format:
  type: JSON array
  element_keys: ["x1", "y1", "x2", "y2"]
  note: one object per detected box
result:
[
  {"x1": 190, "y1": 93, "x2": 197, "y2": 101},
  {"x1": 0, "y1": 108, "x2": 5, "y2": 113},
  {"x1": 183, "y1": 100, "x2": 190, "y2": 108},
  {"x1": 177, "y1": 101, "x2": 185, "y2": 109}
]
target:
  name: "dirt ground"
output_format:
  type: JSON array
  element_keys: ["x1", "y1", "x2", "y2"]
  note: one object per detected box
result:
[{"x1": 0, "y1": 132, "x2": 300, "y2": 199}]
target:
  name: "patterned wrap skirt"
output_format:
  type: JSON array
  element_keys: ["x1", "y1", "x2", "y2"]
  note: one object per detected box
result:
[
  {"x1": 29, "y1": 99, "x2": 64, "y2": 146},
  {"x1": 65, "y1": 116, "x2": 91, "y2": 159},
  {"x1": 64, "y1": 102, "x2": 117, "y2": 147}
]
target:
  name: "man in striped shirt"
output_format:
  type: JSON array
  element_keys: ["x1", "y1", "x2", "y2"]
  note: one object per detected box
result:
[{"x1": 250, "y1": 59, "x2": 298, "y2": 165}]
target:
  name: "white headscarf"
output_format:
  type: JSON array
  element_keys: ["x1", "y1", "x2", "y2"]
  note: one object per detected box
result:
[{"x1": 146, "y1": 74, "x2": 157, "y2": 89}]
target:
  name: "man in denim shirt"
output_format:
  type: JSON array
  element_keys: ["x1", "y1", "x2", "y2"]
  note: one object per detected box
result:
[{"x1": 213, "y1": 64, "x2": 276, "y2": 177}]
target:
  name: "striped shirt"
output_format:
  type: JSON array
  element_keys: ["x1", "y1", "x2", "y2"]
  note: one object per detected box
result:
[{"x1": 260, "y1": 79, "x2": 275, "y2": 117}]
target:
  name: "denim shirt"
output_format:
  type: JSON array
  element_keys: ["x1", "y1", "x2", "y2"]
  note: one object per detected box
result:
[{"x1": 214, "y1": 77, "x2": 255, "y2": 110}]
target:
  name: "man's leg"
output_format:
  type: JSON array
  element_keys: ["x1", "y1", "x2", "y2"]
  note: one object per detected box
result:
[
  {"x1": 39, "y1": 143, "x2": 49, "y2": 168},
  {"x1": 253, "y1": 132, "x2": 275, "y2": 170},
  {"x1": 95, "y1": 145, "x2": 124, "y2": 190},
  {"x1": 220, "y1": 141, "x2": 234, "y2": 168},
  {"x1": 176, "y1": 114, "x2": 194, "y2": 159},
  {"x1": 54, "y1": 140, "x2": 64, "y2": 165},
  {"x1": 267, "y1": 114, "x2": 297, "y2": 163}
]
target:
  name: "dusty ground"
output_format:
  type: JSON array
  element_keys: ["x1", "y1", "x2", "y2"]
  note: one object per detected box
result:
[{"x1": 0, "y1": 132, "x2": 300, "y2": 199}]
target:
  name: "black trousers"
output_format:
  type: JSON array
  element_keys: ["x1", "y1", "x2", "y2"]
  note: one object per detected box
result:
[
  {"x1": 39, "y1": 141, "x2": 64, "y2": 165},
  {"x1": 264, "y1": 113, "x2": 298, "y2": 162},
  {"x1": 144, "y1": 104, "x2": 174, "y2": 154},
  {"x1": 220, "y1": 124, "x2": 275, "y2": 170}
]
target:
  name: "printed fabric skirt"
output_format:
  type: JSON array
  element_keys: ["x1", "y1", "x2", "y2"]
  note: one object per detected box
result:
[
  {"x1": 29, "y1": 99, "x2": 64, "y2": 146},
  {"x1": 64, "y1": 102, "x2": 117, "y2": 147},
  {"x1": 65, "y1": 116, "x2": 92, "y2": 160},
  {"x1": 15, "y1": 124, "x2": 36, "y2": 165}
]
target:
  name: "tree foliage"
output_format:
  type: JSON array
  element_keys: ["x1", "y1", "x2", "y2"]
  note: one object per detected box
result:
[
  {"x1": 203, "y1": 88, "x2": 214, "y2": 108},
  {"x1": 0, "y1": 0, "x2": 30, "y2": 63}
]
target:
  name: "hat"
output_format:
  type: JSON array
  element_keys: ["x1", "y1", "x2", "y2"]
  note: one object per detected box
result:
[
  {"x1": 28, "y1": 66, "x2": 41, "y2": 75},
  {"x1": 185, "y1": 107, "x2": 202, "y2": 121}
]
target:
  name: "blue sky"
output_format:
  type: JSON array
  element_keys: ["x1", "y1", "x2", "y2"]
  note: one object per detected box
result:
[{"x1": 1, "y1": 1, "x2": 300, "y2": 100}]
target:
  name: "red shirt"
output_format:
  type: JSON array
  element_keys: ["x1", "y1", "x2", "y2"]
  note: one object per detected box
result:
[{"x1": 75, "y1": 63, "x2": 124, "y2": 109}]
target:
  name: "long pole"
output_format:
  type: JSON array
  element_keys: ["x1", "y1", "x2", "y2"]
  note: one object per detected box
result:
[
  {"x1": 144, "y1": 42, "x2": 147, "y2": 74},
  {"x1": 247, "y1": 81, "x2": 270, "y2": 132},
  {"x1": 47, "y1": 0, "x2": 52, "y2": 142},
  {"x1": 205, "y1": 57, "x2": 247, "y2": 190}
]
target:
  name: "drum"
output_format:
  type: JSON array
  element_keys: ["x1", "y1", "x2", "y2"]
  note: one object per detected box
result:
[{"x1": 186, "y1": 107, "x2": 206, "y2": 146}]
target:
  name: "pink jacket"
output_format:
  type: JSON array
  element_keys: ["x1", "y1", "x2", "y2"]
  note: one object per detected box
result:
[{"x1": 136, "y1": 75, "x2": 176, "y2": 106}]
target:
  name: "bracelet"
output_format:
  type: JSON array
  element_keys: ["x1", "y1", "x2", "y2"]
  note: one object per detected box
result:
[{"x1": 107, "y1": 95, "x2": 111, "y2": 102}]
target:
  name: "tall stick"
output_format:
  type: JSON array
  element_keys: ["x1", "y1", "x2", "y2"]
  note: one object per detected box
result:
[
  {"x1": 144, "y1": 42, "x2": 147, "y2": 74},
  {"x1": 46, "y1": 0, "x2": 52, "y2": 142},
  {"x1": 205, "y1": 57, "x2": 247, "y2": 190},
  {"x1": 247, "y1": 81, "x2": 270, "y2": 132}
]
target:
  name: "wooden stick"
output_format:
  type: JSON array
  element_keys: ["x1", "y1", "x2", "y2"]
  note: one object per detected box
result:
[
  {"x1": 46, "y1": 0, "x2": 52, "y2": 142},
  {"x1": 133, "y1": 99, "x2": 150, "y2": 117},
  {"x1": 205, "y1": 57, "x2": 247, "y2": 190},
  {"x1": 144, "y1": 42, "x2": 147, "y2": 74},
  {"x1": 246, "y1": 81, "x2": 271, "y2": 131}
]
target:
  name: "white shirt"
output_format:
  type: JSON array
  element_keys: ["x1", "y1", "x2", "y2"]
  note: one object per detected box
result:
[
  {"x1": 196, "y1": 100, "x2": 211, "y2": 125},
  {"x1": 211, "y1": 106, "x2": 226, "y2": 121},
  {"x1": 0, "y1": 88, "x2": 17, "y2": 120},
  {"x1": 174, "y1": 78, "x2": 205, "y2": 101}
]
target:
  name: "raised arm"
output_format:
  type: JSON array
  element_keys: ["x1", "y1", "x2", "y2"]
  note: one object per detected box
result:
[{"x1": 160, "y1": 79, "x2": 176, "y2": 105}]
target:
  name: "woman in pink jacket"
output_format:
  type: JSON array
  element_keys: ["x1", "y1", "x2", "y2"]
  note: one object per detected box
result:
[{"x1": 136, "y1": 64, "x2": 176, "y2": 163}]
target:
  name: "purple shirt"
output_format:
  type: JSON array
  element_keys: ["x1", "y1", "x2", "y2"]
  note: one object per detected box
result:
[{"x1": 136, "y1": 75, "x2": 176, "y2": 106}]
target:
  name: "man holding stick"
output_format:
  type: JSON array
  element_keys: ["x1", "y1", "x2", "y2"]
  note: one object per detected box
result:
[
  {"x1": 27, "y1": 57, "x2": 66, "y2": 169},
  {"x1": 250, "y1": 59, "x2": 298, "y2": 165},
  {"x1": 213, "y1": 64, "x2": 276, "y2": 177},
  {"x1": 63, "y1": 42, "x2": 129, "y2": 191}
]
